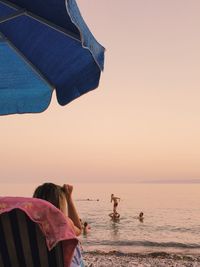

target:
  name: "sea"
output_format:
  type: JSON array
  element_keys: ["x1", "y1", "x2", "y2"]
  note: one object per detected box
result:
[{"x1": 1, "y1": 182, "x2": 200, "y2": 257}]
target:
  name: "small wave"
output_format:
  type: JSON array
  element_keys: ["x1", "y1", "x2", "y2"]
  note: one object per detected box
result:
[
  {"x1": 87, "y1": 240, "x2": 200, "y2": 249},
  {"x1": 153, "y1": 225, "x2": 200, "y2": 234}
]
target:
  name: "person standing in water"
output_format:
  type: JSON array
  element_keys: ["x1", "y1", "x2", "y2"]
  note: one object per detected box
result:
[
  {"x1": 111, "y1": 194, "x2": 120, "y2": 213},
  {"x1": 138, "y1": 212, "x2": 144, "y2": 222}
]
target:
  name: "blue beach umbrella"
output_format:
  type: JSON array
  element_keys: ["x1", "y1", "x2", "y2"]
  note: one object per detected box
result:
[{"x1": 0, "y1": 0, "x2": 105, "y2": 115}]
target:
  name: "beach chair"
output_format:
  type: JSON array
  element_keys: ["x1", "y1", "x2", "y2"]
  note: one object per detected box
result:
[{"x1": 0, "y1": 197, "x2": 78, "y2": 267}]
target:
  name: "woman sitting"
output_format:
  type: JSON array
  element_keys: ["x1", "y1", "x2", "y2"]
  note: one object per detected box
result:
[{"x1": 33, "y1": 182, "x2": 84, "y2": 267}]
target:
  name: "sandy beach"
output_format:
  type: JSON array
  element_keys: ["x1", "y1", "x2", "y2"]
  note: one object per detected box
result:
[{"x1": 83, "y1": 251, "x2": 200, "y2": 267}]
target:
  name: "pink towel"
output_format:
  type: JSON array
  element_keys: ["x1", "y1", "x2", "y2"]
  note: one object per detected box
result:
[{"x1": 0, "y1": 196, "x2": 78, "y2": 267}]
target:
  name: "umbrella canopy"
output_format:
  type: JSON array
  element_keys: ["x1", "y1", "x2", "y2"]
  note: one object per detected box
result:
[{"x1": 0, "y1": 0, "x2": 105, "y2": 115}]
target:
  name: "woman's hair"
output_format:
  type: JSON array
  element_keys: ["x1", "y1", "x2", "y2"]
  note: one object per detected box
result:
[{"x1": 33, "y1": 182, "x2": 64, "y2": 209}]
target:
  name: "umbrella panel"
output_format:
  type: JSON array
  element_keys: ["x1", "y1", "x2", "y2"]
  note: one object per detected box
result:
[{"x1": 0, "y1": 38, "x2": 52, "y2": 114}]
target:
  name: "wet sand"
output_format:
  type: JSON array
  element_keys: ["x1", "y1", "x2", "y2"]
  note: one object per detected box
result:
[{"x1": 83, "y1": 251, "x2": 200, "y2": 267}]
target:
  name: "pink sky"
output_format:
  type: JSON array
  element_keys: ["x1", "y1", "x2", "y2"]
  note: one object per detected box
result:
[{"x1": 0, "y1": 0, "x2": 200, "y2": 183}]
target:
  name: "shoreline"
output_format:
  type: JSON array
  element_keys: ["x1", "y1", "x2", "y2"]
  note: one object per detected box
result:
[{"x1": 83, "y1": 251, "x2": 200, "y2": 267}]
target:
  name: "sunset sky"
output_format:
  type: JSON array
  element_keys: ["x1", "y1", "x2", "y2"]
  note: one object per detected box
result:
[{"x1": 1, "y1": 0, "x2": 200, "y2": 184}]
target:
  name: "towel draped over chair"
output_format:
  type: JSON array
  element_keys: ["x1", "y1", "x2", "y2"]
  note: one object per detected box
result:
[{"x1": 0, "y1": 197, "x2": 78, "y2": 267}]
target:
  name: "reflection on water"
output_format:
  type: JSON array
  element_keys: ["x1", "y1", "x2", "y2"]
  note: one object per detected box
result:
[{"x1": 110, "y1": 219, "x2": 120, "y2": 237}]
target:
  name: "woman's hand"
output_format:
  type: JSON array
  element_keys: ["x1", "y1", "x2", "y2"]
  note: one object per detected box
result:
[
  {"x1": 63, "y1": 184, "x2": 73, "y2": 200},
  {"x1": 62, "y1": 184, "x2": 82, "y2": 236}
]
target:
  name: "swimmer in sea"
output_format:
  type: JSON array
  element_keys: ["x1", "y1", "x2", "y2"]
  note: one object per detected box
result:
[
  {"x1": 109, "y1": 211, "x2": 120, "y2": 220},
  {"x1": 138, "y1": 212, "x2": 144, "y2": 222},
  {"x1": 111, "y1": 194, "x2": 120, "y2": 213},
  {"x1": 83, "y1": 222, "x2": 91, "y2": 235}
]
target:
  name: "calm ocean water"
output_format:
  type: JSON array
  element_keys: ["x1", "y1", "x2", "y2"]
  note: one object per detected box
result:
[
  {"x1": 75, "y1": 183, "x2": 200, "y2": 255},
  {"x1": 1, "y1": 182, "x2": 200, "y2": 255}
]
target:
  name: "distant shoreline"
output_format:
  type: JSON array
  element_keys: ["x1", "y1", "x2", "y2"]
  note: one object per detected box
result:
[{"x1": 1, "y1": 181, "x2": 200, "y2": 184}]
